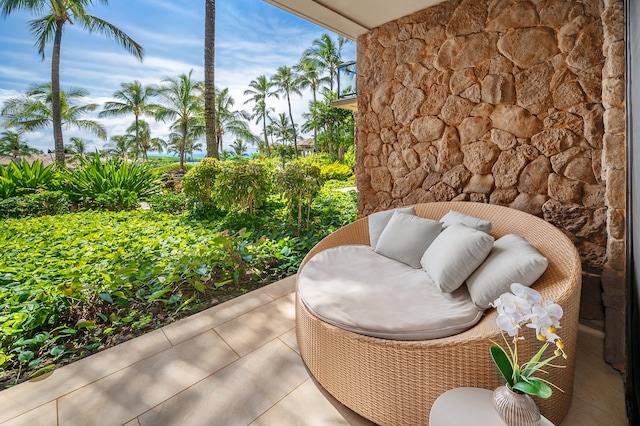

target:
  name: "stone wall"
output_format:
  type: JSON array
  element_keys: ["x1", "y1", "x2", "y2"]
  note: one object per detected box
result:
[{"x1": 355, "y1": 0, "x2": 626, "y2": 367}]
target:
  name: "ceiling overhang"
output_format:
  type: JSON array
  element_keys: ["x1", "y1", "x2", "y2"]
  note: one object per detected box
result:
[{"x1": 263, "y1": 0, "x2": 446, "y2": 40}]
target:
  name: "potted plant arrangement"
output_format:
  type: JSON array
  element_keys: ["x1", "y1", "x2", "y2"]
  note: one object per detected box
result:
[{"x1": 490, "y1": 283, "x2": 568, "y2": 426}]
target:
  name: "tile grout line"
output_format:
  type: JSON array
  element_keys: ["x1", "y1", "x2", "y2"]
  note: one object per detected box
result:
[
  {"x1": 133, "y1": 330, "x2": 292, "y2": 423},
  {"x1": 119, "y1": 328, "x2": 240, "y2": 424},
  {"x1": 249, "y1": 377, "x2": 312, "y2": 425}
]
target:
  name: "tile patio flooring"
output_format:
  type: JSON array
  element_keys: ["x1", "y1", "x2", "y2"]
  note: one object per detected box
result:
[{"x1": 0, "y1": 276, "x2": 628, "y2": 425}]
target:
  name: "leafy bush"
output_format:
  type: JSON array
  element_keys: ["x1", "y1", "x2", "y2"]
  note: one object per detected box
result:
[
  {"x1": 276, "y1": 162, "x2": 322, "y2": 233},
  {"x1": 183, "y1": 159, "x2": 273, "y2": 214},
  {"x1": 182, "y1": 157, "x2": 221, "y2": 206},
  {"x1": 63, "y1": 153, "x2": 160, "y2": 206},
  {"x1": 320, "y1": 161, "x2": 352, "y2": 181},
  {"x1": 0, "y1": 191, "x2": 70, "y2": 219},
  {"x1": 92, "y1": 188, "x2": 140, "y2": 211},
  {"x1": 0, "y1": 159, "x2": 57, "y2": 199},
  {"x1": 215, "y1": 161, "x2": 273, "y2": 214},
  {"x1": 149, "y1": 192, "x2": 189, "y2": 214}
]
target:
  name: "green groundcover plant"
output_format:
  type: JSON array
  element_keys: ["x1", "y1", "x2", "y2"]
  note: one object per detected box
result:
[{"x1": 0, "y1": 181, "x2": 357, "y2": 389}]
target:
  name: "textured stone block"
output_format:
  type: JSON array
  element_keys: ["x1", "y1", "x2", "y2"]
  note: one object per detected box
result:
[
  {"x1": 566, "y1": 21, "x2": 605, "y2": 71},
  {"x1": 604, "y1": 169, "x2": 625, "y2": 209},
  {"x1": 497, "y1": 27, "x2": 559, "y2": 68},
  {"x1": 607, "y1": 208, "x2": 625, "y2": 240},
  {"x1": 518, "y1": 156, "x2": 551, "y2": 195},
  {"x1": 549, "y1": 173, "x2": 583, "y2": 203},
  {"x1": 492, "y1": 150, "x2": 527, "y2": 189},
  {"x1": 461, "y1": 141, "x2": 500, "y2": 174},
  {"x1": 447, "y1": 0, "x2": 487, "y2": 36},
  {"x1": 509, "y1": 193, "x2": 547, "y2": 216},
  {"x1": 490, "y1": 105, "x2": 542, "y2": 138},
  {"x1": 482, "y1": 73, "x2": 516, "y2": 105},
  {"x1": 606, "y1": 238, "x2": 626, "y2": 272}
]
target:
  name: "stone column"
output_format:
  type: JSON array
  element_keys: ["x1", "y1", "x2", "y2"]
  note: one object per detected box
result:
[{"x1": 601, "y1": 0, "x2": 626, "y2": 372}]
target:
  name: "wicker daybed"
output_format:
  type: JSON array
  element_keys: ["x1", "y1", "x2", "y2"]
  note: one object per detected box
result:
[{"x1": 296, "y1": 201, "x2": 582, "y2": 426}]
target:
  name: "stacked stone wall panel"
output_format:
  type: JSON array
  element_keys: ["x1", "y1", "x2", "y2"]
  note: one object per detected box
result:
[{"x1": 356, "y1": 0, "x2": 626, "y2": 369}]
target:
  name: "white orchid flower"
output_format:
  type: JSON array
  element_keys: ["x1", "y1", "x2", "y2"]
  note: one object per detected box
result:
[
  {"x1": 526, "y1": 301, "x2": 563, "y2": 343},
  {"x1": 510, "y1": 283, "x2": 541, "y2": 305}
]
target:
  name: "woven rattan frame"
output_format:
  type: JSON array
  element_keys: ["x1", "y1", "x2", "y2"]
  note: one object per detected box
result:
[{"x1": 296, "y1": 202, "x2": 582, "y2": 426}]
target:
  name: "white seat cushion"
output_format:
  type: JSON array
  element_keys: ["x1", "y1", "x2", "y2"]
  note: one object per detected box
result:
[
  {"x1": 297, "y1": 245, "x2": 483, "y2": 341},
  {"x1": 374, "y1": 211, "x2": 442, "y2": 268}
]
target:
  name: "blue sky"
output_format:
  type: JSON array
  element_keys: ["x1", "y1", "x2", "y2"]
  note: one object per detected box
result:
[{"x1": 0, "y1": 0, "x2": 355, "y2": 154}]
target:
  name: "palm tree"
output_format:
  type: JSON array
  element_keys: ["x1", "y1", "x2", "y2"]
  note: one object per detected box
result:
[
  {"x1": 230, "y1": 139, "x2": 249, "y2": 156},
  {"x1": 167, "y1": 129, "x2": 202, "y2": 162},
  {"x1": 154, "y1": 70, "x2": 204, "y2": 170},
  {"x1": 99, "y1": 81, "x2": 159, "y2": 159},
  {"x1": 1, "y1": 83, "x2": 107, "y2": 141},
  {"x1": 214, "y1": 87, "x2": 257, "y2": 155},
  {"x1": 126, "y1": 120, "x2": 166, "y2": 161},
  {"x1": 104, "y1": 134, "x2": 133, "y2": 158},
  {"x1": 244, "y1": 75, "x2": 278, "y2": 158},
  {"x1": 271, "y1": 113, "x2": 294, "y2": 146},
  {"x1": 0, "y1": 130, "x2": 39, "y2": 158},
  {"x1": 0, "y1": 0, "x2": 144, "y2": 165},
  {"x1": 303, "y1": 33, "x2": 350, "y2": 92},
  {"x1": 65, "y1": 136, "x2": 89, "y2": 161},
  {"x1": 271, "y1": 66, "x2": 302, "y2": 159},
  {"x1": 296, "y1": 58, "x2": 329, "y2": 152},
  {"x1": 204, "y1": 0, "x2": 217, "y2": 158}
]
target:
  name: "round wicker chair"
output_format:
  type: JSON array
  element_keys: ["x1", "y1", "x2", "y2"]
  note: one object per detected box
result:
[{"x1": 296, "y1": 201, "x2": 582, "y2": 426}]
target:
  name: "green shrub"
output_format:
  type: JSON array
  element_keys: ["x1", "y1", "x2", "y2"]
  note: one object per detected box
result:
[
  {"x1": 182, "y1": 157, "x2": 221, "y2": 206},
  {"x1": 92, "y1": 188, "x2": 139, "y2": 211},
  {"x1": 319, "y1": 161, "x2": 352, "y2": 181},
  {"x1": 0, "y1": 159, "x2": 57, "y2": 199},
  {"x1": 63, "y1": 153, "x2": 160, "y2": 205},
  {"x1": 277, "y1": 162, "x2": 322, "y2": 233},
  {"x1": 215, "y1": 161, "x2": 273, "y2": 214},
  {"x1": 149, "y1": 192, "x2": 189, "y2": 214},
  {"x1": 183, "y1": 159, "x2": 273, "y2": 214},
  {"x1": 0, "y1": 190, "x2": 70, "y2": 219}
]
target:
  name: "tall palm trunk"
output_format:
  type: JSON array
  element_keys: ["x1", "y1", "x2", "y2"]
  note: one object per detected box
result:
[
  {"x1": 286, "y1": 96, "x2": 298, "y2": 159},
  {"x1": 262, "y1": 111, "x2": 270, "y2": 157},
  {"x1": 180, "y1": 121, "x2": 187, "y2": 170},
  {"x1": 134, "y1": 114, "x2": 140, "y2": 158},
  {"x1": 52, "y1": 22, "x2": 65, "y2": 164},
  {"x1": 312, "y1": 88, "x2": 317, "y2": 153},
  {"x1": 204, "y1": 0, "x2": 218, "y2": 158}
]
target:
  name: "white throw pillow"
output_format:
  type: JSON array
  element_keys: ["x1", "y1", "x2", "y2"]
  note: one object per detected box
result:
[
  {"x1": 421, "y1": 223, "x2": 494, "y2": 293},
  {"x1": 440, "y1": 210, "x2": 492, "y2": 233},
  {"x1": 374, "y1": 211, "x2": 442, "y2": 268},
  {"x1": 466, "y1": 234, "x2": 549, "y2": 310},
  {"x1": 368, "y1": 206, "x2": 416, "y2": 248}
]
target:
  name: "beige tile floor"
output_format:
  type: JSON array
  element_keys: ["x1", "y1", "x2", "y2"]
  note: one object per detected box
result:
[{"x1": 0, "y1": 275, "x2": 628, "y2": 425}]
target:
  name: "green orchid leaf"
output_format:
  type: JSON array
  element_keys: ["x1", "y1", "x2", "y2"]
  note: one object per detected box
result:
[
  {"x1": 490, "y1": 345, "x2": 514, "y2": 386},
  {"x1": 513, "y1": 378, "x2": 553, "y2": 398}
]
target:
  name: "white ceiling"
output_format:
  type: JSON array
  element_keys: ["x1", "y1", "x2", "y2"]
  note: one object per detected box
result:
[{"x1": 263, "y1": 0, "x2": 446, "y2": 39}]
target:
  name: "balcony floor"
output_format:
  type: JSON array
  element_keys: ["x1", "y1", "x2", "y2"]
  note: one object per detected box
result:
[{"x1": 0, "y1": 276, "x2": 627, "y2": 425}]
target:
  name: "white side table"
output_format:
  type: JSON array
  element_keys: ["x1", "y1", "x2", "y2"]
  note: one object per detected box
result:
[{"x1": 429, "y1": 387, "x2": 555, "y2": 426}]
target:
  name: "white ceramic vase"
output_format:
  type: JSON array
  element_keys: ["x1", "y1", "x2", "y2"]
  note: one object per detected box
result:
[{"x1": 492, "y1": 385, "x2": 541, "y2": 426}]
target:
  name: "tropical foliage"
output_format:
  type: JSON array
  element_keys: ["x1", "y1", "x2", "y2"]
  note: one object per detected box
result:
[
  {"x1": 0, "y1": 130, "x2": 40, "y2": 158},
  {"x1": 0, "y1": 161, "x2": 357, "y2": 388},
  {"x1": 0, "y1": 158, "x2": 57, "y2": 199},
  {"x1": 0, "y1": 0, "x2": 144, "y2": 163},
  {"x1": 1, "y1": 83, "x2": 107, "y2": 142},
  {"x1": 62, "y1": 153, "x2": 160, "y2": 205}
]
